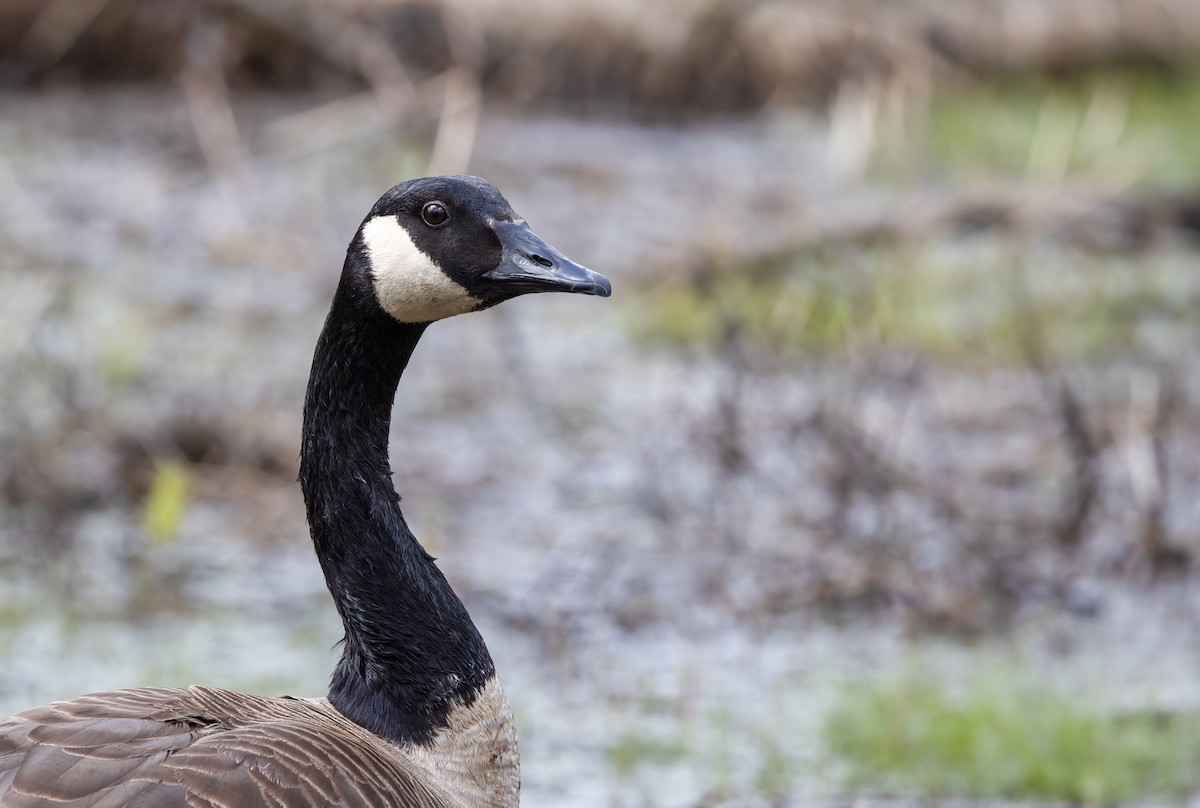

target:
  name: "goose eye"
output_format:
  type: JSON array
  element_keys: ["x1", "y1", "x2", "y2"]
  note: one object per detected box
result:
[{"x1": 421, "y1": 202, "x2": 450, "y2": 227}]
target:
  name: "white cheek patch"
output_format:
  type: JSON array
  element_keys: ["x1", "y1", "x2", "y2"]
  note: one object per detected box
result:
[{"x1": 361, "y1": 216, "x2": 482, "y2": 323}]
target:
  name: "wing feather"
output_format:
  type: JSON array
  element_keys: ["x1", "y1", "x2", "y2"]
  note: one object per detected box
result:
[{"x1": 0, "y1": 688, "x2": 460, "y2": 807}]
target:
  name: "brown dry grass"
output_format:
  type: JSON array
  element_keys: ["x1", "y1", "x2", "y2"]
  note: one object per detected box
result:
[{"x1": 3, "y1": 0, "x2": 1199, "y2": 112}]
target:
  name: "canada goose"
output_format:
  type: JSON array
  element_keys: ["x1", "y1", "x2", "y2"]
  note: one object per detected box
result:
[{"x1": 0, "y1": 175, "x2": 611, "y2": 807}]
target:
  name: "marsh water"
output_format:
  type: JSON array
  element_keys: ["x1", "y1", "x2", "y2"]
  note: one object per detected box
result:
[{"x1": 2, "y1": 88, "x2": 1200, "y2": 806}]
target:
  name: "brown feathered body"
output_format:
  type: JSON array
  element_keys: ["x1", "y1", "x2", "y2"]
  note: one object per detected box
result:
[{"x1": 0, "y1": 683, "x2": 519, "y2": 807}]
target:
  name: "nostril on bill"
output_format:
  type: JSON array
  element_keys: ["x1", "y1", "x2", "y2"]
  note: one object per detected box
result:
[{"x1": 530, "y1": 254, "x2": 553, "y2": 268}]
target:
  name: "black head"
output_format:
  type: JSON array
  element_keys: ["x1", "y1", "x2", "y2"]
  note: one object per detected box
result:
[{"x1": 351, "y1": 175, "x2": 611, "y2": 324}]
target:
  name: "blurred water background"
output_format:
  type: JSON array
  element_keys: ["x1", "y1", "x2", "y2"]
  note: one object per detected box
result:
[{"x1": 2, "y1": 1, "x2": 1200, "y2": 805}]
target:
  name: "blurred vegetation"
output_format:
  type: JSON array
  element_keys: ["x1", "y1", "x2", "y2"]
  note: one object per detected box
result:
[
  {"x1": 908, "y1": 67, "x2": 1200, "y2": 189},
  {"x1": 632, "y1": 243, "x2": 1197, "y2": 365},
  {"x1": 826, "y1": 671, "x2": 1200, "y2": 803},
  {"x1": 4, "y1": 0, "x2": 1200, "y2": 115},
  {"x1": 607, "y1": 733, "x2": 690, "y2": 778},
  {"x1": 143, "y1": 460, "x2": 190, "y2": 544}
]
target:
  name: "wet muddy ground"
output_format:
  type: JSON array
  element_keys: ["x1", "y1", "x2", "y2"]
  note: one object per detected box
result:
[{"x1": 1, "y1": 88, "x2": 1199, "y2": 806}]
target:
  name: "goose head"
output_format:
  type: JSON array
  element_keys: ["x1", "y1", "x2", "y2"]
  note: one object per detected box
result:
[{"x1": 351, "y1": 174, "x2": 611, "y2": 324}]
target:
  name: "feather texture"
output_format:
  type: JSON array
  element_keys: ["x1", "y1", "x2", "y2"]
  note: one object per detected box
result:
[{"x1": 0, "y1": 685, "x2": 514, "y2": 807}]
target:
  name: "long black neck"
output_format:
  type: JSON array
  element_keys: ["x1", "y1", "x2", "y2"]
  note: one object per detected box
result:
[{"x1": 298, "y1": 267, "x2": 494, "y2": 746}]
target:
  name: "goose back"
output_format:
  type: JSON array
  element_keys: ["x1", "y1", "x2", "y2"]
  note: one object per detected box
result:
[{"x1": 0, "y1": 684, "x2": 517, "y2": 807}]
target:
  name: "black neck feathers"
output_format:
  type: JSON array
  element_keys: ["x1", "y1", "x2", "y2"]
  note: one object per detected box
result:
[{"x1": 298, "y1": 253, "x2": 495, "y2": 746}]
